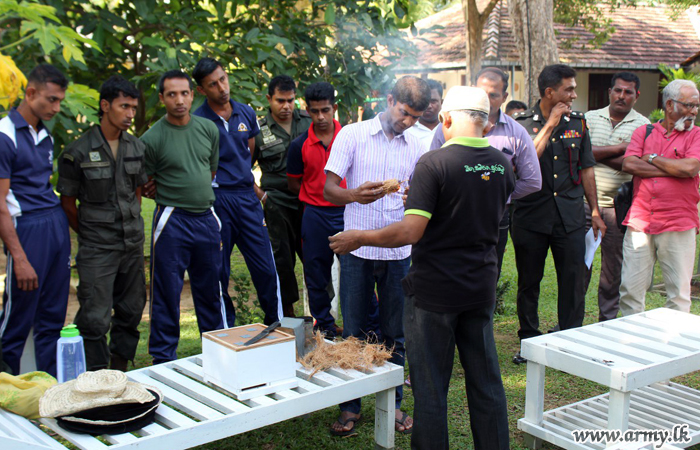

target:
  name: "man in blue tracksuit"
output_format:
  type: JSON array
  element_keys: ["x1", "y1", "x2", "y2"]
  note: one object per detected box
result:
[
  {"x1": 142, "y1": 70, "x2": 228, "y2": 364},
  {"x1": 0, "y1": 65, "x2": 71, "y2": 376},
  {"x1": 192, "y1": 57, "x2": 282, "y2": 326}
]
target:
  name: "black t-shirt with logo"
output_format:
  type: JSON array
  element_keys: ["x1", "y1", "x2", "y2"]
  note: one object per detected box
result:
[{"x1": 402, "y1": 137, "x2": 515, "y2": 313}]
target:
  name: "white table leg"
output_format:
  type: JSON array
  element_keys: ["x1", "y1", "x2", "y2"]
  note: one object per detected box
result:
[
  {"x1": 607, "y1": 388, "x2": 630, "y2": 447},
  {"x1": 524, "y1": 360, "x2": 545, "y2": 449},
  {"x1": 374, "y1": 387, "x2": 396, "y2": 450}
]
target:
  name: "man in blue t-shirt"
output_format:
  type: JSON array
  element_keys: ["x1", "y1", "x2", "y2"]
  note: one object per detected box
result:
[
  {"x1": 192, "y1": 58, "x2": 282, "y2": 326},
  {"x1": 0, "y1": 65, "x2": 71, "y2": 376}
]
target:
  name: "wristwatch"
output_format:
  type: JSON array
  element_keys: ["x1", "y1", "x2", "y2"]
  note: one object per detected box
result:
[{"x1": 648, "y1": 153, "x2": 659, "y2": 164}]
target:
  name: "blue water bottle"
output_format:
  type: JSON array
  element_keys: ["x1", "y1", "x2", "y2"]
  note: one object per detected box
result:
[{"x1": 56, "y1": 324, "x2": 86, "y2": 383}]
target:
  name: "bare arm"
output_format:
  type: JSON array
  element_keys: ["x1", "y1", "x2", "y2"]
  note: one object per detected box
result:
[
  {"x1": 592, "y1": 142, "x2": 627, "y2": 162},
  {"x1": 250, "y1": 136, "x2": 259, "y2": 165},
  {"x1": 142, "y1": 175, "x2": 156, "y2": 199},
  {"x1": 248, "y1": 136, "x2": 267, "y2": 203},
  {"x1": 60, "y1": 195, "x2": 79, "y2": 233},
  {"x1": 323, "y1": 171, "x2": 384, "y2": 205},
  {"x1": 136, "y1": 186, "x2": 142, "y2": 205},
  {"x1": 287, "y1": 176, "x2": 302, "y2": 195},
  {"x1": 600, "y1": 155, "x2": 624, "y2": 171},
  {"x1": 249, "y1": 137, "x2": 256, "y2": 157},
  {"x1": 329, "y1": 214, "x2": 429, "y2": 254},
  {"x1": 0, "y1": 179, "x2": 37, "y2": 290},
  {"x1": 580, "y1": 167, "x2": 606, "y2": 239},
  {"x1": 649, "y1": 155, "x2": 700, "y2": 178},
  {"x1": 622, "y1": 156, "x2": 671, "y2": 178}
]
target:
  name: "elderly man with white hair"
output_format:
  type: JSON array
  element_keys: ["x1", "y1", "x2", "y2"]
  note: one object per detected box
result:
[
  {"x1": 619, "y1": 79, "x2": 700, "y2": 315},
  {"x1": 330, "y1": 86, "x2": 513, "y2": 450}
]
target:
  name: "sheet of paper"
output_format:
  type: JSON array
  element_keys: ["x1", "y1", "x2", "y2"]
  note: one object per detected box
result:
[{"x1": 585, "y1": 227, "x2": 602, "y2": 269}]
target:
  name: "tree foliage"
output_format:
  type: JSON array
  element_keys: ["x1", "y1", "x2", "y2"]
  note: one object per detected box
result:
[
  {"x1": 2, "y1": 0, "x2": 422, "y2": 152},
  {"x1": 658, "y1": 64, "x2": 700, "y2": 90},
  {"x1": 0, "y1": 0, "x2": 100, "y2": 144},
  {"x1": 462, "y1": 0, "x2": 499, "y2": 85},
  {"x1": 553, "y1": 0, "x2": 637, "y2": 49},
  {"x1": 664, "y1": 0, "x2": 700, "y2": 17}
]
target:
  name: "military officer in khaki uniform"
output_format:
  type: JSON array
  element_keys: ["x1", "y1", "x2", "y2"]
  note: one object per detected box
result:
[
  {"x1": 57, "y1": 76, "x2": 148, "y2": 372},
  {"x1": 511, "y1": 64, "x2": 606, "y2": 364},
  {"x1": 253, "y1": 75, "x2": 311, "y2": 317}
]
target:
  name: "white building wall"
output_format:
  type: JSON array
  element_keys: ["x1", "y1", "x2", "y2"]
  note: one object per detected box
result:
[{"x1": 636, "y1": 72, "x2": 662, "y2": 117}]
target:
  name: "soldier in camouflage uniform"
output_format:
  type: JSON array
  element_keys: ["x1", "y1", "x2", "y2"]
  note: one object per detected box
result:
[
  {"x1": 253, "y1": 75, "x2": 312, "y2": 317},
  {"x1": 58, "y1": 76, "x2": 148, "y2": 372}
]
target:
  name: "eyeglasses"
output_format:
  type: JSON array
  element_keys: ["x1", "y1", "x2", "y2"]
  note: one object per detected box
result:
[{"x1": 672, "y1": 99, "x2": 700, "y2": 110}]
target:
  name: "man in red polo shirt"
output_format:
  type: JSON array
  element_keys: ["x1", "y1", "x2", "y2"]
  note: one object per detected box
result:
[
  {"x1": 619, "y1": 79, "x2": 700, "y2": 315},
  {"x1": 287, "y1": 82, "x2": 344, "y2": 336}
]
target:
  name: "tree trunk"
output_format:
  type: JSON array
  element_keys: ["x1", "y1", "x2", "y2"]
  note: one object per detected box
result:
[
  {"x1": 462, "y1": 0, "x2": 499, "y2": 85},
  {"x1": 508, "y1": 0, "x2": 559, "y2": 107}
]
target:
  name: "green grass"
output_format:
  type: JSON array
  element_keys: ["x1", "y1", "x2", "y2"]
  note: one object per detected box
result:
[
  {"x1": 116, "y1": 229, "x2": 700, "y2": 450},
  {"x1": 62, "y1": 199, "x2": 698, "y2": 448}
]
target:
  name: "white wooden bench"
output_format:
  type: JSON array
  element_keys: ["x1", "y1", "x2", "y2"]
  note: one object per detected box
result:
[
  {"x1": 518, "y1": 308, "x2": 700, "y2": 449},
  {"x1": 0, "y1": 355, "x2": 403, "y2": 450}
]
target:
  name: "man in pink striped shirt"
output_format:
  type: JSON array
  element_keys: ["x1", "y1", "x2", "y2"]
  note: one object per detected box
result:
[{"x1": 324, "y1": 76, "x2": 431, "y2": 437}]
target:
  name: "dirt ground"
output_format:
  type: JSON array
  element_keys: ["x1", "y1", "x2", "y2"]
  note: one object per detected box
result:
[{"x1": 0, "y1": 255, "x2": 196, "y2": 325}]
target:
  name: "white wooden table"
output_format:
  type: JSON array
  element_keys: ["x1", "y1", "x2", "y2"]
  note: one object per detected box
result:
[
  {"x1": 0, "y1": 355, "x2": 403, "y2": 450},
  {"x1": 518, "y1": 308, "x2": 700, "y2": 449}
]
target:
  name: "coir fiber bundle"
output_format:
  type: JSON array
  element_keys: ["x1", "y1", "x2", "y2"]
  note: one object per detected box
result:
[{"x1": 299, "y1": 332, "x2": 392, "y2": 377}]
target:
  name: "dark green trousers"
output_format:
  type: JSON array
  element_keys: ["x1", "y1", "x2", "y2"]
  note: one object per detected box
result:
[
  {"x1": 0, "y1": 341, "x2": 11, "y2": 374},
  {"x1": 74, "y1": 245, "x2": 146, "y2": 370},
  {"x1": 263, "y1": 200, "x2": 303, "y2": 306}
]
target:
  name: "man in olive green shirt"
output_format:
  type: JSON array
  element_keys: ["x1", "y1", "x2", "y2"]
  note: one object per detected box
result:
[
  {"x1": 253, "y1": 75, "x2": 312, "y2": 317},
  {"x1": 58, "y1": 75, "x2": 148, "y2": 372},
  {"x1": 141, "y1": 70, "x2": 228, "y2": 364}
]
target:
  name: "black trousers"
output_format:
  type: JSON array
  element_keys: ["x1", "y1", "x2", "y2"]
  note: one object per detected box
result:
[
  {"x1": 263, "y1": 200, "x2": 303, "y2": 306},
  {"x1": 496, "y1": 209, "x2": 510, "y2": 279},
  {"x1": 0, "y1": 341, "x2": 10, "y2": 374},
  {"x1": 511, "y1": 222, "x2": 586, "y2": 340},
  {"x1": 404, "y1": 295, "x2": 510, "y2": 450}
]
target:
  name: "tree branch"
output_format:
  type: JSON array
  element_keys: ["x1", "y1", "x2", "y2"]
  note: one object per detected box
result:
[{"x1": 0, "y1": 32, "x2": 35, "y2": 52}]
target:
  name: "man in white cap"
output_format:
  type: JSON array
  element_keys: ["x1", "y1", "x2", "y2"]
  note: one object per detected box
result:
[{"x1": 330, "y1": 86, "x2": 513, "y2": 450}]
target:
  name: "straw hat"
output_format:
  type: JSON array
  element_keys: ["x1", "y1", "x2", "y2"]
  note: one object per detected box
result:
[
  {"x1": 39, "y1": 370, "x2": 157, "y2": 418},
  {"x1": 55, "y1": 387, "x2": 162, "y2": 435}
]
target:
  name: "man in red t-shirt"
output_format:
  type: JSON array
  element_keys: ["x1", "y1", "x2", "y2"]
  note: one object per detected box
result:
[
  {"x1": 620, "y1": 79, "x2": 700, "y2": 315},
  {"x1": 287, "y1": 82, "x2": 344, "y2": 337}
]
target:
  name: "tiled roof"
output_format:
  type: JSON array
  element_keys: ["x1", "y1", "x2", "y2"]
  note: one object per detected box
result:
[{"x1": 407, "y1": 1, "x2": 700, "y2": 71}]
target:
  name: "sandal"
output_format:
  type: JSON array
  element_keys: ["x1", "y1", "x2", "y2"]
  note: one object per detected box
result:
[
  {"x1": 330, "y1": 414, "x2": 362, "y2": 437},
  {"x1": 395, "y1": 411, "x2": 413, "y2": 435}
]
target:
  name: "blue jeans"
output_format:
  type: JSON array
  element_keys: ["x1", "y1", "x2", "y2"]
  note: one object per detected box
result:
[
  {"x1": 404, "y1": 295, "x2": 510, "y2": 450},
  {"x1": 339, "y1": 253, "x2": 409, "y2": 414}
]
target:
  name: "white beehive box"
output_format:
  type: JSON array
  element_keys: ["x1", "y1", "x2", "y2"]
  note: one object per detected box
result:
[{"x1": 202, "y1": 324, "x2": 298, "y2": 400}]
